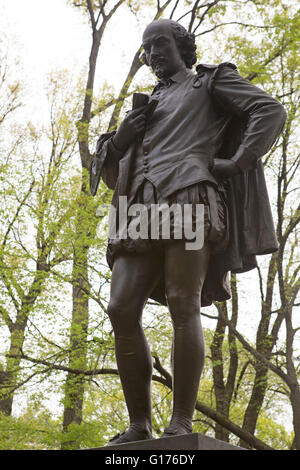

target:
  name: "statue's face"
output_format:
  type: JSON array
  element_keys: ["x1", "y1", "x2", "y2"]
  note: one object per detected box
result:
[{"x1": 142, "y1": 20, "x2": 186, "y2": 79}]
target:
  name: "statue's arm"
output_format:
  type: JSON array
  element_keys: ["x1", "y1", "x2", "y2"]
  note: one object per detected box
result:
[
  {"x1": 101, "y1": 136, "x2": 125, "y2": 190},
  {"x1": 89, "y1": 132, "x2": 123, "y2": 195},
  {"x1": 90, "y1": 107, "x2": 147, "y2": 195},
  {"x1": 211, "y1": 64, "x2": 287, "y2": 174}
]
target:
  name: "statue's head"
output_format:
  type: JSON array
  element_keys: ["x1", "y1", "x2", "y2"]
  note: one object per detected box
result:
[{"x1": 142, "y1": 19, "x2": 197, "y2": 79}]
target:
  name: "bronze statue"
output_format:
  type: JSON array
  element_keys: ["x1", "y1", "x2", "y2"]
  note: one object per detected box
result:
[{"x1": 90, "y1": 19, "x2": 286, "y2": 445}]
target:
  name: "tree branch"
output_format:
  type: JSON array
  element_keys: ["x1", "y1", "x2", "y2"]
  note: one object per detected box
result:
[
  {"x1": 86, "y1": 0, "x2": 96, "y2": 30},
  {"x1": 9, "y1": 351, "x2": 273, "y2": 449},
  {"x1": 195, "y1": 21, "x2": 276, "y2": 37}
]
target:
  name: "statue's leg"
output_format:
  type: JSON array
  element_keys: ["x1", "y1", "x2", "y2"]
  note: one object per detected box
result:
[
  {"x1": 106, "y1": 250, "x2": 161, "y2": 444},
  {"x1": 163, "y1": 240, "x2": 210, "y2": 436}
]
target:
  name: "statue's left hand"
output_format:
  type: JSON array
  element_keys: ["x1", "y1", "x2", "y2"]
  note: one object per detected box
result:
[{"x1": 212, "y1": 158, "x2": 240, "y2": 178}]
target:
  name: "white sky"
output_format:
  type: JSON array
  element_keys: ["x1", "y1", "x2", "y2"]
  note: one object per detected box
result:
[
  {"x1": 0, "y1": 0, "x2": 144, "y2": 122},
  {"x1": 1, "y1": 0, "x2": 88, "y2": 69},
  {"x1": 1, "y1": 0, "x2": 142, "y2": 74}
]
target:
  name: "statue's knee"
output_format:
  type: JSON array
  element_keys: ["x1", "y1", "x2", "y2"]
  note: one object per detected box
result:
[
  {"x1": 167, "y1": 293, "x2": 200, "y2": 326},
  {"x1": 107, "y1": 299, "x2": 125, "y2": 326},
  {"x1": 107, "y1": 298, "x2": 141, "y2": 333}
]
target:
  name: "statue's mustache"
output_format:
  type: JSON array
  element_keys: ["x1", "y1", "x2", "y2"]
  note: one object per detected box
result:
[{"x1": 150, "y1": 57, "x2": 166, "y2": 67}]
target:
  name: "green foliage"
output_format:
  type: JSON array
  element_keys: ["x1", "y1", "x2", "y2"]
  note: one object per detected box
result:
[
  {"x1": 256, "y1": 414, "x2": 294, "y2": 450},
  {"x1": 0, "y1": 406, "x2": 61, "y2": 450}
]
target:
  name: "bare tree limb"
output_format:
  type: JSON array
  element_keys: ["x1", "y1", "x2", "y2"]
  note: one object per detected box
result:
[{"x1": 7, "y1": 351, "x2": 273, "y2": 449}]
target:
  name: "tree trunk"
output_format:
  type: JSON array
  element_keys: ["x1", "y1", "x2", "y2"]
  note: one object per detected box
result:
[
  {"x1": 61, "y1": 268, "x2": 89, "y2": 449},
  {"x1": 0, "y1": 270, "x2": 48, "y2": 414},
  {"x1": 211, "y1": 304, "x2": 229, "y2": 441},
  {"x1": 211, "y1": 276, "x2": 238, "y2": 442},
  {"x1": 290, "y1": 384, "x2": 300, "y2": 450},
  {"x1": 61, "y1": 175, "x2": 95, "y2": 449}
]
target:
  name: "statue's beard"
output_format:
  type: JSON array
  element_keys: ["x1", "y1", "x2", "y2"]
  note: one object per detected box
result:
[
  {"x1": 154, "y1": 66, "x2": 165, "y2": 78},
  {"x1": 151, "y1": 59, "x2": 168, "y2": 79}
]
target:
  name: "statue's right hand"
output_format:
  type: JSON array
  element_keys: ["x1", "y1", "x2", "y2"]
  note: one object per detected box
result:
[{"x1": 112, "y1": 107, "x2": 146, "y2": 152}]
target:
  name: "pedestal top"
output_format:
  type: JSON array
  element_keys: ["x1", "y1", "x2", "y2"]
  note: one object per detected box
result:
[{"x1": 90, "y1": 433, "x2": 245, "y2": 451}]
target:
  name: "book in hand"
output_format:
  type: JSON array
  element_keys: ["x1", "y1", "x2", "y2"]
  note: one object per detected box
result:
[
  {"x1": 132, "y1": 92, "x2": 158, "y2": 119},
  {"x1": 132, "y1": 92, "x2": 149, "y2": 109}
]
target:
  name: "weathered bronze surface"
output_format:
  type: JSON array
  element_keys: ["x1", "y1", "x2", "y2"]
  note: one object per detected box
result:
[{"x1": 90, "y1": 19, "x2": 286, "y2": 446}]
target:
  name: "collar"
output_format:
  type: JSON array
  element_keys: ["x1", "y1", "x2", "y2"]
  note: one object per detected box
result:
[
  {"x1": 155, "y1": 68, "x2": 193, "y2": 89},
  {"x1": 169, "y1": 68, "x2": 193, "y2": 83}
]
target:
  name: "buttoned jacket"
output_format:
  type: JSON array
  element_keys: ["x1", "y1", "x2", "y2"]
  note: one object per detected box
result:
[{"x1": 90, "y1": 63, "x2": 286, "y2": 306}]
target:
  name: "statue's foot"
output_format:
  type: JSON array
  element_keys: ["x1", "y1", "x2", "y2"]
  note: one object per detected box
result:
[
  {"x1": 106, "y1": 425, "x2": 153, "y2": 446},
  {"x1": 161, "y1": 422, "x2": 193, "y2": 438}
]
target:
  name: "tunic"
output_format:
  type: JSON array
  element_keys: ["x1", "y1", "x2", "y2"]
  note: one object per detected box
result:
[{"x1": 90, "y1": 62, "x2": 287, "y2": 306}]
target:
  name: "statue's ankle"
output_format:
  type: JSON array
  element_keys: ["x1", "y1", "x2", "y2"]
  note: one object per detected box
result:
[
  {"x1": 166, "y1": 412, "x2": 193, "y2": 433},
  {"x1": 130, "y1": 422, "x2": 152, "y2": 435}
]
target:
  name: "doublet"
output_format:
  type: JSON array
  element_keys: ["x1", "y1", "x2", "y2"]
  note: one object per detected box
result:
[{"x1": 90, "y1": 62, "x2": 286, "y2": 306}]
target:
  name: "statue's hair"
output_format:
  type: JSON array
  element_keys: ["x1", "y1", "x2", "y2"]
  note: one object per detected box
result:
[
  {"x1": 169, "y1": 21, "x2": 197, "y2": 69},
  {"x1": 142, "y1": 20, "x2": 197, "y2": 69}
]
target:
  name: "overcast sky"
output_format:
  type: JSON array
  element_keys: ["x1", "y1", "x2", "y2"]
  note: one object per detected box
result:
[{"x1": 0, "y1": 0, "x2": 146, "y2": 123}]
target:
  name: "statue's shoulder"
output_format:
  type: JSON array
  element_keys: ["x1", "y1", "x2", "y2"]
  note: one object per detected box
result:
[
  {"x1": 194, "y1": 62, "x2": 238, "y2": 91},
  {"x1": 196, "y1": 62, "x2": 237, "y2": 76}
]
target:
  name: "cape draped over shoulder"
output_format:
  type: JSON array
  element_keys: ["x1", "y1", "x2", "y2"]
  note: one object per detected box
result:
[{"x1": 89, "y1": 63, "x2": 285, "y2": 306}]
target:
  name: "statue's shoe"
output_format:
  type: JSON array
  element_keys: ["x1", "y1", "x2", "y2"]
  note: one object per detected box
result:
[
  {"x1": 106, "y1": 427, "x2": 153, "y2": 446},
  {"x1": 161, "y1": 425, "x2": 192, "y2": 438}
]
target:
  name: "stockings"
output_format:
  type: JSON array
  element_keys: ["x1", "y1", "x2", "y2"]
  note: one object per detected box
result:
[
  {"x1": 113, "y1": 328, "x2": 153, "y2": 432},
  {"x1": 107, "y1": 242, "x2": 210, "y2": 436}
]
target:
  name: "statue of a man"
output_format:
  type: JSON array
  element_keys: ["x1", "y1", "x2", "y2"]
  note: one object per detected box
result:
[{"x1": 90, "y1": 19, "x2": 286, "y2": 445}]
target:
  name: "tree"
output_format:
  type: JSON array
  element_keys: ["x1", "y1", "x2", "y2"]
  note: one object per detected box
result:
[{"x1": 0, "y1": 69, "x2": 83, "y2": 416}]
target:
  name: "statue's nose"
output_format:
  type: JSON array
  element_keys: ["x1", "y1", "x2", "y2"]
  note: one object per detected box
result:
[{"x1": 150, "y1": 51, "x2": 161, "y2": 62}]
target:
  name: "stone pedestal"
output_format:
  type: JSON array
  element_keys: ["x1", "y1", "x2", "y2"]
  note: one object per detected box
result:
[{"x1": 92, "y1": 433, "x2": 245, "y2": 450}]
